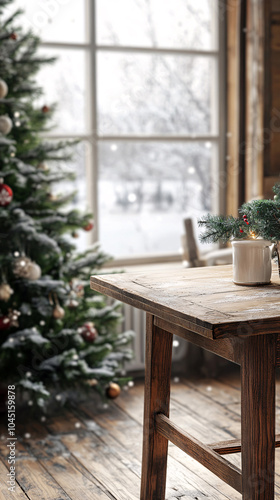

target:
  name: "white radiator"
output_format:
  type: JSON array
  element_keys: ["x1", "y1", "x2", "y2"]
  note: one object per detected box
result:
[{"x1": 122, "y1": 303, "x2": 189, "y2": 372}]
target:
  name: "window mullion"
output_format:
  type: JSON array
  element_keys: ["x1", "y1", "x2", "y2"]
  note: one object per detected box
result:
[{"x1": 87, "y1": 0, "x2": 99, "y2": 244}]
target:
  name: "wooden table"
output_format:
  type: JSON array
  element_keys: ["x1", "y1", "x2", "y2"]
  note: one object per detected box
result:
[{"x1": 91, "y1": 265, "x2": 280, "y2": 500}]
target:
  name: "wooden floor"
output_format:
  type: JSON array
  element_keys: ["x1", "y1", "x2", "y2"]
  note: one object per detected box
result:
[{"x1": 2, "y1": 370, "x2": 280, "y2": 499}]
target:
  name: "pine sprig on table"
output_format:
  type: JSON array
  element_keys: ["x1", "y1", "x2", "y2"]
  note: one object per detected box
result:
[
  {"x1": 198, "y1": 214, "x2": 248, "y2": 243},
  {"x1": 199, "y1": 185, "x2": 280, "y2": 244}
]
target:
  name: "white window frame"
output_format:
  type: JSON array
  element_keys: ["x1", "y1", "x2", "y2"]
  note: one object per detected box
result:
[{"x1": 41, "y1": 0, "x2": 226, "y2": 266}]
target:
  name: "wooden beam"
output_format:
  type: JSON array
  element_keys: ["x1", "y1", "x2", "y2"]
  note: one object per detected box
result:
[
  {"x1": 155, "y1": 413, "x2": 242, "y2": 493},
  {"x1": 241, "y1": 334, "x2": 276, "y2": 499},
  {"x1": 245, "y1": 0, "x2": 266, "y2": 201},
  {"x1": 140, "y1": 315, "x2": 173, "y2": 500},
  {"x1": 238, "y1": 0, "x2": 247, "y2": 206},
  {"x1": 226, "y1": 0, "x2": 242, "y2": 216},
  {"x1": 154, "y1": 317, "x2": 241, "y2": 365},
  {"x1": 210, "y1": 434, "x2": 280, "y2": 456}
]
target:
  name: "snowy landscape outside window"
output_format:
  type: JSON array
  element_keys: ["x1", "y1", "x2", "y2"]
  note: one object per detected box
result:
[{"x1": 14, "y1": 0, "x2": 225, "y2": 260}]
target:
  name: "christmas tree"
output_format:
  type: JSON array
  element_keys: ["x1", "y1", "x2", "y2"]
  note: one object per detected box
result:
[{"x1": 0, "y1": 0, "x2": 133, "y2": 410}]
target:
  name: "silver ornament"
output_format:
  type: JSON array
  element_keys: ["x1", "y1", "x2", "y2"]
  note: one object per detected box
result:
[
  {"x1": 0, "y1": 283, "x2": 13, "y2": 302},
  {"x1": 0, "y1": 79, "x2": 8, "y2": 99},
  {"x1": 0, "y1": 115, "x2": 12, "y2": 135}
]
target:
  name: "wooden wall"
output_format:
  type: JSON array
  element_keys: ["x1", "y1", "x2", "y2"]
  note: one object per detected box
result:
[
  {"x1": 226, "y1": 0, "x2": 280, "y2": 215},
  {"x1": 226, "y1": 0, "x2": 244, "y2": 216},
  {"x1": 264, "y1": 0, "x2": 280, "y2": 196}
]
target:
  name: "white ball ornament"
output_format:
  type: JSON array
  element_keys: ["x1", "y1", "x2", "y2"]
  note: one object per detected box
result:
[
  {"x1": 0, "y1": 115, "x2": 12, "y2": 135},
  {"x1": 0, "y1": 79, "x2": 8, "y2": 99},
  {"x1": 26, "y1": 262, "x2": 41, "y2": 280}
]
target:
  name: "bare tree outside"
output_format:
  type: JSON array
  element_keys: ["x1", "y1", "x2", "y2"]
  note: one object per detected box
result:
[
  {"x1": 97, "y1": 0, "x2": 218, "y2": 256},
  {"x1": 16, "y1": 0, "x2": 219, "y2": 257}
]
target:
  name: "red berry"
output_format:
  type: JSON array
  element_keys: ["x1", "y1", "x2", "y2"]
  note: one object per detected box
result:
[{"x1": 9, "y1": 33, "x2": 17, "y2": 40}]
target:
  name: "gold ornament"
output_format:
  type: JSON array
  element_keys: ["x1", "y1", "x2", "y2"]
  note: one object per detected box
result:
[
  {"x1": 0, "y1": 115, "x2": 12, "y2": 135},
  {"x1": 53, "y1": 305, "x2": 65, "y2": 319},
  {"x1": 106, "y1": 382, "x2": 121, "y2": 399},
  {"x1": 0, "y1": 79, "x2": 8, "y2": 99},
  {"x1": 0, "y1": 283, "x2": 13, "y2": 302},
  {"x1": 13, "y1": 257, "x2": 41, "y2": 280}
]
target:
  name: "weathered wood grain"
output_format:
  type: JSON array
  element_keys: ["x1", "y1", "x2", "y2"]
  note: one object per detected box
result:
[
  {"x1": 0, "y1": 459, "x2": 28, "y2": 499},
  {"x1": 11, "y1": 458, "x2": 71, "y2": 500},
  {"x1": 91, "y1": 265, "x2": 280, "y2": 338},
  {"x1": 61, "y1": 433, "x2": 140, "y2": 500},
  {"x1": 210, "y1": 434, "x2": 280, "y2": 456},
  {"x1": 155, "y1": 413, "x2": 242, "y2": 493},
  {"x1": 241, "y1": 334, "x2": 277, "y2": 499},
  {"x1": 3, "y1": 374, "x2": 280, "y2": 499},
  {"x1": 154, "y1": 317, "x2": 242, "y2": 364},
  {"x1": 140, "y1": 314, "x2": 173, "y2": 500}
]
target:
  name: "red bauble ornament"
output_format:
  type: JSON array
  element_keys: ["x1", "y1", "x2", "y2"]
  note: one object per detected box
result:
[
  {"x1": 83, "y1": 222, "x2": 94, "y2": 232},
  {"x1": 78, "y1": 322, "x2": 98, "y2": 343},
  {"x1": 0, "y1": 179, "x2": 13, "y2": 206},
  {"x1": 240, "y1": 228, "x2": 244, "y2": 233},
  {"x1": 0, "y1": 316, "x2": 10, "y2": 330},
  {"x1": 9, "y1": 33, "x2": 17, "y2": 40},
  {"x1": 42, "y1": 105, "x2": 50, "y2": 113}
]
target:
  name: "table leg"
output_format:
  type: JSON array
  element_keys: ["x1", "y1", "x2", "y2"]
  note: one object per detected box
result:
[
  {"x1": 140, "y1": 313, "x2": 173, "y2": 500},
  {"x1": 241, "y1": 334, "x2": 276, "y2": 500}
]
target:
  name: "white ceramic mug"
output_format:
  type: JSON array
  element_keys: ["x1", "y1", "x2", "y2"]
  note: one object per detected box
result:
[{"x1": 231, "y1": 239, "x2": 272, "y2": 285}]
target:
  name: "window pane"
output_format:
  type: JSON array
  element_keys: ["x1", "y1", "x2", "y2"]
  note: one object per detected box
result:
[
  {"x1": 51, "y1": 141, "x2": 90, "y2": 251},
  {"x1": 37, "y1": 48, "x2": 87, "y2": 134},
  {"x1": 13, "y1": 0, "x2": 88, "y2": 43},
  {"x1": 97, "y1": 0, "x2": 216, "y2": 50},
  {"x1": 98, "y1": 53, "x2": 216, "y2": 136},
  {"x1": 98, "y1": 141, "x2": 216, "y2": 257}
]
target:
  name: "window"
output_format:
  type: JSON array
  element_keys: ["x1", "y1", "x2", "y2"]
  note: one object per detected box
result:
[{"x1": 15, "y1": 0, "x2": 225, "y2": 261}]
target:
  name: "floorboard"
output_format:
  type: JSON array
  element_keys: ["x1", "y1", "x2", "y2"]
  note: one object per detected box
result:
[{"x1": 0, "y1": 371, "x2": 280, "y2": 499}]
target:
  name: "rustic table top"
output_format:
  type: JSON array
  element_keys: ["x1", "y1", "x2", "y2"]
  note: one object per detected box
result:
[{"x1": 90, "y1": 265, "x2": 280, "y2": 339}]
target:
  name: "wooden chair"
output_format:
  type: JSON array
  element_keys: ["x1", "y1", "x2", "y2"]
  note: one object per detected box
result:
[
  {"x1": 181, "y1": 218, "x2": 232, "y2": 377},
  {"x1": 181, "y1": 217, "x2": 232, "y2": 268}
]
